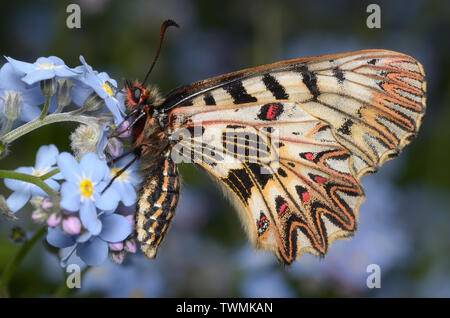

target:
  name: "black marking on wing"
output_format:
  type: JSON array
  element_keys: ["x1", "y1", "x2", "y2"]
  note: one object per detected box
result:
[
  {"x1": 262, "y1": 73, "x2": 289, "y2": 99},
  {"x1": 223, "y1": 80, "x2": 258, "y2": 104},
  {"x1": 296, "y1": 65, "x2": 320, "y2": 100},
  {"x1": 203, "y1": 92, "x2": 216, "y2": 105}
]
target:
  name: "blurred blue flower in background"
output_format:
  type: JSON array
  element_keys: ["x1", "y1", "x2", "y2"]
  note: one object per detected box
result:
[
  {"x1": 5, "y1": 56, "x2": 80, "y2": 85},
  {"x1": 4, "y1": 144, "x2": 61, "y2": 212},
  {"x1": 47, "y1": 213, "x2": 132, "y2": 266},
  {"x1": 57, "y1": 152, "x2": 119, "y2": 235}
]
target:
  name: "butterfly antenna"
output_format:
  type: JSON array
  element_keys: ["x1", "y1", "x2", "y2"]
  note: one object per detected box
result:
[{"x1": 142, "y1": 19, "x2": 179, "y2": 87}]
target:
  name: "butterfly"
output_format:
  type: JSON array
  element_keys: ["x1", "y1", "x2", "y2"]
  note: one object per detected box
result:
[{"x1": 112, "y1": 20, "x2": 426, "y2": 264}]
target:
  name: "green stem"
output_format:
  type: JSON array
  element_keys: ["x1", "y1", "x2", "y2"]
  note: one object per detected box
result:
[
  {"x1": 39, "y1": 96, "x2": 51, "y2": 120},
  {"x1": 0, "y1": 227, "x2": 47, "y2": 293},
  {"x1": 0, "y1": 112, "x2": 100, "y2": 146},
  {"x1": 40, "y1": 168, "x2": 60, "y2": 181},
  {"x1": 52, "y1": 266, "x2": 91, "y2": 298},
  {"x1": 0, "y1": 170, "x2": 59, "y2": 202}
]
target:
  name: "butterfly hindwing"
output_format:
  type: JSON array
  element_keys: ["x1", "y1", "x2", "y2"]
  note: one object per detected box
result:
[{"x1": 169, "y1": 101, "x2": 363, "y2": 263}]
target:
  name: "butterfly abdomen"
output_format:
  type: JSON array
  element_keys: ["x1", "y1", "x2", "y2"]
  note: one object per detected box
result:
[{"x1": 135, "y1": 152, "x2": 180, "y2": 258}]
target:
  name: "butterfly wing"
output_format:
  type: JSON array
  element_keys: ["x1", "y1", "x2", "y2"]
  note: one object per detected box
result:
[
  {"x1": 163, "y1": 49, "x2": 426, "y2": 178},
  {"x1": 169, "y1": 101, "x2": 365, "y2": 263},
  {"x1": 163, "y1": 49, "x2": 426, "y2": 263}
]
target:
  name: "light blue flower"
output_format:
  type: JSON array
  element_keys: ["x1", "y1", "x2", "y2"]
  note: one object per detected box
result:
[
  {"x1": 74, "y1": 56, "x2": 125, "y2": 125},
  {"x1": 0, "y1": 62, "x2": 44, "y2": 122},
  {"x1": 57, "y1": 152, "x2": 120, "y2": 235},
  {"x1": 4, "y1": 56, "x2": 80, "y2": 85},
  {"x1": 108, "y1": 155, "x2": 142, "y2": 207},
  {"x1": 47, "y1": 213, "x2": 132, "y2": 266},
  {"x1": 4, "y1": 144, "x2": 61, "y2": 212}
]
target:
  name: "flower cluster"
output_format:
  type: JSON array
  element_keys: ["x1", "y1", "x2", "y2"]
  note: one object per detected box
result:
[{"x1": 1, "y1": 55, "x2": 141, "y2": 266}]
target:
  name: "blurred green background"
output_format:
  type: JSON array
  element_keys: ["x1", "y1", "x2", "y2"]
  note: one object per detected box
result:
[{"x1": 1, "y1": 0, "x2": 450, "y2": 297}]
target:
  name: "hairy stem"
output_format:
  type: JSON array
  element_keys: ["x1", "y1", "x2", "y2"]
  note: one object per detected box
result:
[{"x1": 0, "y1": 111, "x2": 100, "y2": 147}]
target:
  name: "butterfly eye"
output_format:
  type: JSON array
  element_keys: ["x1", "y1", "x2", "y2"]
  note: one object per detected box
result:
[{"x1": 132, "y1": 88, "x2": 141, "y2": 103}]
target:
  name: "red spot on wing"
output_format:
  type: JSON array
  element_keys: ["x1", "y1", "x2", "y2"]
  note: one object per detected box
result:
[
  {"x1": 266, "y1": 104, "x2": 278, "y2": 120},
  {"x1": 278, "y1": 202, "x2": 289, "y2": 216},
  {"x1": 301, "y1": 191, "x2": 310, "y2": 202},
  {"x1": 305, "y1": 153, "x2": 314, "y2": 161},
  {"x1": 314, "y1": 176, "x2": 326, "y2": 184}
]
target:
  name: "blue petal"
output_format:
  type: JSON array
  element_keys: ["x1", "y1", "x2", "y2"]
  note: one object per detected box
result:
[
  {"x1": 94, "y1": 182, "x2": 119, "y2": 211},
  {"x1": 79, "y1": 152, "x2": 107, "y2": 183},
  {"x1": 60, "y1": 182, "x2": 81, "y2": 211},
  {"x1": 57, "y1": 152, "x2": 80, "y2": 183},
  {"x1": 96, "y1": 123, "x2": 109, "y2": 159},
  {"x1": 4, "y1": 56, "x2": 34, "y2": 75},
  {"x1": 55, "y1": 67, "x2": 79, "y2": 78},
  {"x1": 22, "y1": 69, "x2": 55, "y2": 85},
  {"x1": 6, "y1": 190, "x2": 31, "y2": 212},
  {"x1": 115, "y1": 182, "x2": 137, "y2": 207},
  {"x1": 80, "y1": 201, "x2": 102, "y2": 235},
  {"x1": 4, "y1": 167, "x2": 33, "y2": 191},
  {"x1": 70, "y1": 79, "x2": 93, "y2": 107},
  {"x1": 35, "y1": 144, "x2": 59, "y2": 169},
  {"x1": 47, "y1": 227, "x2": 76, "y2": 248},
  {"x1": 77, "y1": 237, "x2": 108, "y2": 266},
  {"x1": 0, "y1": 62, "x2": 27, "y2": 90},
  {"x1": 99, "y1": 214, "x2": 132, "y2": 243}
]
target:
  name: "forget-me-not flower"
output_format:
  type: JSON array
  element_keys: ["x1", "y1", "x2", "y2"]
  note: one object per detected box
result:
[
  {"x1": 57, "y1": 152, "x2": 120, "y2": 235},
  {"x1": 4, "y1": 144, "x2": 61, "y2": 212},
  {"x1": 5, "y1": 56, "x2": 80, "y2": 85},
  {"x1": 47, "y1": 213, "x2": 132, "y2": 266},
  {"x1": 74, "y1": 56, "x2": 125, "y2": 125}
]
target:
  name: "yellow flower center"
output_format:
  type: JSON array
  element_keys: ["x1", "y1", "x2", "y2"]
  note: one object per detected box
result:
[
  {"x1": 111, "y1": 168, "x2": 127, "y2": 181},
  {"x1": 79, "y1": 179, "x2": 94, "y2": 197},
  {"x1": 36, "y1": 62, "x2": 62, "y2": 70},
  {"x1": 102, "y1": 83, "x2": 114, "y2": 97}
]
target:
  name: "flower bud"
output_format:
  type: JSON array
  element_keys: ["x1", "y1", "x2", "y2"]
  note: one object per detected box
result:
[
  {"x1": 47, "y1": 212, "x2": 62, "y2": 227},
  {"x1": 0, "y1": 194, "x2": 17, "y2": 221},
  {"x1": 31, "y1": 209, "x2": 48, "y2": 223},
  {"x1": 109, "y1": 251, "x2": 125, "y2": 264},
  {"x1": 70, "y1": 123, "x2": 102, "y2": 159},
  {"x1": 56, "y1": 79, "x2": 73, "y2": 108},
  {"x1": 40, "y1": 78, "x2": 57, "y2": 98},
  {"x1": 82, "y1": 92, "x2": 104, "y2": 112},
  {"x1": 124, "y1": 239, "x2": 137, "y2": 254},
  {"x1": 41, "y1": 198, "x2": 54, "y2": 211},
  {"x1": 62, "y1": 215, "x2": 81, "y2": 235},
  {"x1": 2, "y1": 91, "x2": 22, "y2": 121},
  {"x1": 108, "y1": 242, "x2": 124, "y2": 251}
]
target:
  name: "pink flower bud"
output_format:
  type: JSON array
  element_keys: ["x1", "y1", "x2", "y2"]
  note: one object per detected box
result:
[
  {"x1": 124, "y1": 239, "x2": 137, "y2": 253},
  {"x1": 108, "y1": 242, "x2": 124, "y2": 251},
  {"x1": 62, "y1": 216, "x2": 81, "y2": 235},
  {"x1": 41, "y1": 198, "x2": 53, "y2": 211},
  {"x1": 117, "y1": 120, "x2": 132, "y2": 138},
  {"x1": 47, "y1": 213, "x2": 62, "y2": 227}
]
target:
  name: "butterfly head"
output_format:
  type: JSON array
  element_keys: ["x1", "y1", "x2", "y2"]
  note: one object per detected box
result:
[{"x1": 124, "y1": 80, "x2": 162, "y2": 111}]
